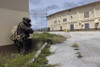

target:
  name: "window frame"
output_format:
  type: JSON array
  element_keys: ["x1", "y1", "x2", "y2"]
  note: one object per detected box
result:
[
  {"x1": 84, "y1": 12, "x2": 89, "y2": 18},
  {"x1": 54, "y1": 20, "x2": 57, "y2": 24}
]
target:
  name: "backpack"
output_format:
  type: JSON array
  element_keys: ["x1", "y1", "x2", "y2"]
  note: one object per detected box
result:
[{"x1": 10, "y1": 25, "x2": 18, "y2": 41}]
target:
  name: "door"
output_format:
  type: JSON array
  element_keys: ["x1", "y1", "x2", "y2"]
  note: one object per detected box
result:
[
  {"x1": 48, "y1": 27, "x2": 50, "y2": 31},
  {"x1": 85, "y1": 23, "x2": 89, "y2": 30},
  {"x1": 95, "y1": 23, "x2": 99, "y2": 30},
  {"x1": 60, "y1": 26, "x2": 62, "y2": 31},
  {"x1": 70, "y1": 24, "x2": 74, "y2": 31}
]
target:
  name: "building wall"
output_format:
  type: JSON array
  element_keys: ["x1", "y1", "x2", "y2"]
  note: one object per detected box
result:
[
  {"x1": 95, "y1": 2, "x2": 100, "y2": 28},
  {"x1": 95, "y1": 2, "x2": 100, "y2": 17},
  {"x1": 67, "y1": 8, "x2": 78, "y2": 22},
  {"x1": 47, "y1": 1, "x2": 100, "y2": 31},
  {"x1": 79, "y1": 4, "x2": 94, "y2": 20},
  {"x1": 0, "y1": 0, "x2": 29, "y2": 46}
]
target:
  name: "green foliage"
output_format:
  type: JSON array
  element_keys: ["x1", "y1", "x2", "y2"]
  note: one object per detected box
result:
[
  {"x1": 31, "y1": 32, "x2": 66, "y2": 50},
  {"x1": 77, "y1": 53, "x2": 83, "y2": 58},
  {"x1": 74, "y1": 48, "x2": 79, "y2": 50},
  {"x1": 34, "y1": 45, "x2": 51, "y2": 64},
  {"x1": 35, "y1": 57, "x2": 48, "y2": 64},
  {"x1": 3, "y1": 51, "x2": 36, "y2": 67},
  {"x1": 27, "y1": 62, "x2": 42, "y2": 67},
  {"x1": 0, "y1": 53, "x2": 20, "y2": 67},
  {"x1": 27, "y1": 45, "x2": 55, "y2": 67},
  {"x1": 72, "y1": 43, "x2": 79, "y2": 47}
]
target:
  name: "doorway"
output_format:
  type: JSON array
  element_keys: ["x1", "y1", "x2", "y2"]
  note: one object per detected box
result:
[
  {"x1": 48, "y1": 27, "x2": 50, "y2": 31},
  {"x1": 60, "y1": 26, "x2": 62, "y2": 31},
  {"x1": 85, "y1": 23, "x2": 89, "y2": 30},
  {"x1": 70, "y1": 24, "x2": 74, "y2": 31},
  {"x1": 95, "y1": 23, "x2": 99, "y2": 30}
]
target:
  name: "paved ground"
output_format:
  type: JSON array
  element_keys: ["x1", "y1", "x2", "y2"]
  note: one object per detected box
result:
[{"x1": 47, "y1": 31, "x2": 100, "y2": 67}]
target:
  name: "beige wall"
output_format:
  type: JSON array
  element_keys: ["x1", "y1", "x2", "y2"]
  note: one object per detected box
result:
[
  {"x1": 67, "y1": 9, "x2": 78, "y2": 22},
  {"x1": 0, "y1": 0, "x2": 29, "y2": 46},
  {"x1": 95, "y1": 2, "x2": 100, "y2": 28},
  {"x1": 79, "y1": 4, "x2": 94, "y2": 20},
  {"x1": 95, "y1": 2, "x2": 100, "y2": 17},
  {"x1": 0, "y1": 0, "x2": 29, "y2": 12}
]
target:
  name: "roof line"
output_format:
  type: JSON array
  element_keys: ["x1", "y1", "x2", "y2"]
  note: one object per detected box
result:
[{"x1": 47, "y1": 1, "x2": 100, "y2": 17}]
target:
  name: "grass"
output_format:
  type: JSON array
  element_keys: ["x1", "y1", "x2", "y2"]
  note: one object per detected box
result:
[
  {"x1": 0, "y1": 32, "x2": 66, "y2": 67},
  {"x1": 27, "y1": 44, "x2": 58, "y2": 67},
  {"x1": 72, "y1": 43, "x2": 79, "y2": 47},
  {"x1": 0, "y1": 53, "x2": 20, "y2": 67},
  {"x1": 74, "y1": 48, "x2": 79, "y2": 50},
  {"x1": 77, "y1": 53, "x2": 83, "y2": 58},
  {"x1": 72, "y1": 43, "x2": 83, "y2": 58},
  {"x1": 3, "y1": 51, "x2": 37, "y2": 67},
  {"x1": 31, "y1": 32, "x2": 66, "y2": 50}
]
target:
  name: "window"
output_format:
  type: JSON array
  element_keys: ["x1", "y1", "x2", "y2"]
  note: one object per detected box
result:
[
  {"x1": 63, "y1": 18, "x2": 67, "y2": 22},
  {"x1": 54, "y1": 20, "x2": 57, "y2": 24},
  {"x1": 84, "y1": 12, "x2": 89, "y2": 18},
  {"x1": 71, "y1": 16, "x2": 73, "y2": 19}
]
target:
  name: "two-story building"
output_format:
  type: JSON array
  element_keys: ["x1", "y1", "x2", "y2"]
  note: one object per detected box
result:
[{"x1": 47, "y1": 1, "x2": 100, "y2": 31}]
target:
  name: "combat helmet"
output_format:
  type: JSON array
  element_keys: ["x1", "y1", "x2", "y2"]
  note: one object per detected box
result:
[{"x1": 22, "y1": 17, "x2": 31, "y2": 23}]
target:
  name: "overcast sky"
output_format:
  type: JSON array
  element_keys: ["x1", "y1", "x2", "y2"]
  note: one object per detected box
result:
[{"x1": 29, "y1": 0, "x2": 100, "y2": 29}]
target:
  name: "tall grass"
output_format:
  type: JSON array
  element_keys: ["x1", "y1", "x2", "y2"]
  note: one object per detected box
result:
[
  {"x1": 31, "y1": 32, "x2": 66, "y2": 50},
  {"x1": 27, "y1": 44, "x2": 56, "y2": 67},
  {"x1": 0, "y1": 32, "x2": 66, "y2": 67},
  {"x1": 4, "y1": 51, "x2": 36, "y2": 67}
]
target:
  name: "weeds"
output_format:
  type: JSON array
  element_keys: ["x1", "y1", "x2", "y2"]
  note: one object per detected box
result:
[
  {"x1": 31, "y1": 32, "x2": 66, "y2": 50},
  {"x1": 77, "y1": 53, "x2": 83, "y2": 58},
  {"x1": 72, "y1": 43, "x2": 79, "y2": 47},
  {"x1": 74, "y1": 48, "x2": 79, "y2": 50},
  {"x1": 4, "y1": 51, "x2": 37, "y2": 67},
  {"x1": 72, "y1": 43, "x2": 83, "y2": 58},
  {"x1": 76, "y1": 52, "x2": 83, "y2": 58},
  {"x1": 27, "y1": 44, "x2": 55, "y2": 67}
]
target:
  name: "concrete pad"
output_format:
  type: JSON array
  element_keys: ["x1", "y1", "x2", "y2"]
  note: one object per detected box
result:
[{"x1": 47, "y1": 31, "x2": 100, "y2": 67}]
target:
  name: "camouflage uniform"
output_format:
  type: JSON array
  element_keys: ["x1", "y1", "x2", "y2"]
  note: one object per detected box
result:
[{"x1": 15, "y1": 18, "x2": 33, "y2": 53}]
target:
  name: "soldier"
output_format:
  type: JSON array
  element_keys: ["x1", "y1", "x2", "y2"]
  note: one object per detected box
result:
[{"x1": 14, "y1": 18, "x2": 33, "y2": 54}]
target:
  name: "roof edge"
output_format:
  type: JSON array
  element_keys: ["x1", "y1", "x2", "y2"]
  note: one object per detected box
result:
[{"x1": 47, "y1": 1, "x2": 100, "y2": 17}]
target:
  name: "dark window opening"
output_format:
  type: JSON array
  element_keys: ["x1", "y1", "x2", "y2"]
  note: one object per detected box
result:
[
  {"x1": 71, "y1": 16, "x2": 73, "y2": 19},
  {"x1": 63, "y1": 18, "x2": 67, "y2": 22}
]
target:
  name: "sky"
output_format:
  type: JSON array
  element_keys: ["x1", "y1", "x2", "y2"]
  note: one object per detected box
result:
[{"x1": 29, "y1": 0, "x2": 100, "y2": 29}]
